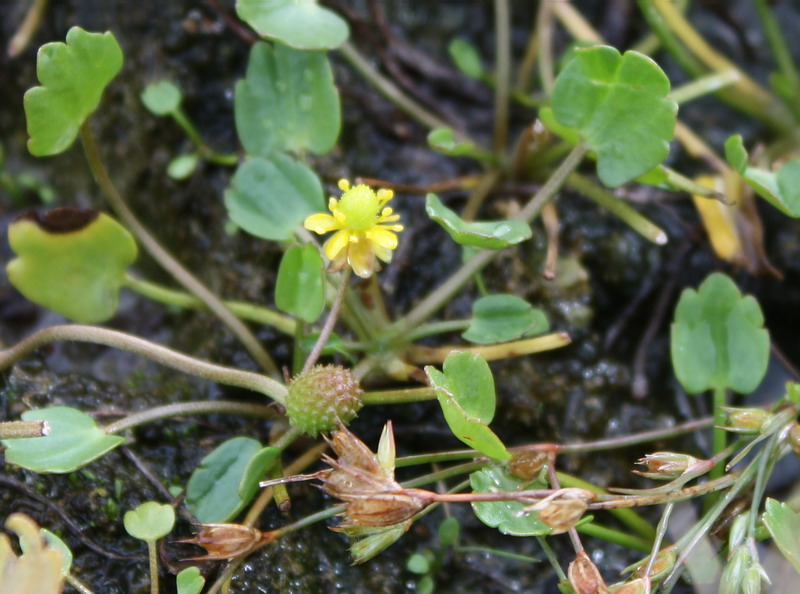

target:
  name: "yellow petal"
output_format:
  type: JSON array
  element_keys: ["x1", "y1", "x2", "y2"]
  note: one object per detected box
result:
[
  {"x1": 338, "y1": 179, "x2": 351, "y2": 192},
  {"x1": 372, "y1": 242, "x2": 393, "y2": 263},
  {"x1": 324, "y1": 230, "x2": 350, "y2": 260},
  {"x1": 304, "y1": 213, "x2": 340, "y2": 234},
  {"x1": 348, "y1": 237, "x2": 376, "y2": 278},
  {"x1": 366, "y1": 227, "x2": 398, "y2": 250}
]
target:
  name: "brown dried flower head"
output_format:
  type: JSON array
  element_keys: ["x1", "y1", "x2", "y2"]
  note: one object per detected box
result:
[
  {"x1": 634, "y1": 451, "x2": 700, "y2": 480},
  {"x1": 568, "y1": 551, "x2": 609, "y2": 594},
  {"x1": 527, "y1": 488, "x2": 594, "y2": 534},
  {"x1": 180, "y1": 523, "x2": 272, "y2": 560},
  {"x1": 322, "y1": 421, "x2": 432, "y2": 528}
]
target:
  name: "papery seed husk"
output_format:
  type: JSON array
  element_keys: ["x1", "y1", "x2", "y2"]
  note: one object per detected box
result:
[{"x1": 568, "y1": 551, "x2": 608, "y2": 594}]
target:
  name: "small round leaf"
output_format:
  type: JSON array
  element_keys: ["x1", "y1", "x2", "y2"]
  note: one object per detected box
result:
[
  {"x1": 7, "y1": 209, "x2": 138, "y2": 323},
  {"x1": 25, "y1": 27, "x2": 123, "y2": 156},
  {"x1": 237, "y1": 0, "x2": 349, "y2": 50},
  {"x1": 470, "y1": 466, "x2": 550, "y2": 536},
  {"x1": 1, "y1": 407, "x2": 124, "y2": 473},
  {"x1": 123, "y1": 501, "x2": 176, "y2": 542},
  {"x1": 141, "y1": 80, "x2": 182, "y2": 115},
  {"x1": 551, "y1": 46, "x2": 677, "y2": 187}
]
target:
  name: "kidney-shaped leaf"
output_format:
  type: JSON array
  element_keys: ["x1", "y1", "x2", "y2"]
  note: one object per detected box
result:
[
  {"x1": 224, "y1": 155, "x2": 324, "y2": 241},
  {"x1": 141, "y1": 80, "x2": 182, "y2": 116},
  {"x1": 426, "y1": 193, "x2": 531, "y2": 250},
  {"x1": 425, "y1": 352, "x2": 510, "y2": 460},
  {"x1": 237, "y1": 0, "x2": 349, "y2": 50},
  {"x1": 448, "y1": 38, "x2": 485, "y2": 80},
  {"x1": 725, "y1": 135, "x2": 800, "y2": 217},
  {"x1": 551, "y1": 45, "x2": 677, "y2": 188},
  {"x1": 177, "y1": 567, "x2": 205, "y2": 594},
  {"x1": 463, "y1": 294, "x2": 549, "y2": 344},
  {"x1": 427, "y1": 128, "x2": 494, "y2": 162},
  {"x1": 470, "y1": 466, "x2": 550, "y2": 536},
  {"x1": 763, "y1": 498, "x2": 800, "y2": 575},
  {"x1": 186, "y1": 437, "x2": 279, "y2": 523},
  {"x1": 671, "y1": 272, "x2": 769, "y2": 395},
  {"x1": 235, "y1": 42, "x2": 340, "y2": 157},
  {"x1": 275, "y1": 244, "x2": 325, "y2": 323},
  {"x1": 7, "y1": 209, "x2": 138, "y2": 323},
  {"x1": 25, "y1": 27, "x2": 123, "y2": 156},
  {"x1": 123, "y1": 501, "x2": 175, "y2": 542},
  {"x1": 1, "y1": 407, "x2": 125, "y2": 473}
]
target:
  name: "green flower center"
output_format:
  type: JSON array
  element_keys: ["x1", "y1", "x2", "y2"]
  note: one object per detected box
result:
[{"x1": 337, "y1": 185, "x2": 381, "y2": 231}]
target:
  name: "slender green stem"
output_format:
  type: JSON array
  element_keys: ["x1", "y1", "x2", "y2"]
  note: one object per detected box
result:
[
  {"x1": 710, "y1": 386, "x2": 728, "y2": 482},
  {"x1": 492, "y1": 0, "x2": 511, "y2": 158},
  {"x1": 65, "y1": 574, "x2": 95, "y2": 594},
  {"x1": 337, "y1": 42, "x2": 456, "y2": 134},
  {"x1": 169, "y1": 108, "x2": 239, "y2": 165},
  {"x1": 567, "y1": 172, "x2": 667, "y2": 245},
  {"x1": 405, "y1": 320, "x2": 471, "y2": 342},
  {"x1": 577, "y1": 522, "x2": 651, "y2": 553},
  {"x1": 747, "y1": 427, "x2": 787, "y2": 538},
  {"x1": 292, "y1": 320, "x2": 305, "y2": 376},
  {"x1": 637, "y1": 0, "x2": 705, "y2": 77},
  {"x1": 146, "y1": 541, "x2": 159, "y2": 594},
  {"x1": 394, "y1": 415, "x2": 713, "y2": 467},
  {"x1": 0, "y1": 420, "x2": 49, "y2": 439},
  {"x1": 668, "y1": 69, "x2": 741, "y2": 105},
  {"x1": 403, "y1": 461, "x2": 487, "y2": 488},
  {"x1": 456, "y1": 545, "x2": 539, "y2": 564},
  {"x1": 535, "y1": 0, "x2": 554, "y2": 94},
  {"x1": 302, "y1": 269, "x2": 350, "y2": 374},
  {"x1": 102, "y1": 400, "x2": 278, "y2": 435},
  {"x1": 79, "y1": 123, "x2": 280, "y2": 377},
  {"x1": 361, "y1": 386, "x2": 437, "y2": 405},
  {"x1": 558, "y1": 472, "x2": 655, "y2": 540},
  {"x1": 537, "y1": 537, "x2": 567, "y2": 581},
  {"x1": 661, "y1": 452, "x2": 762, "y2": 591},
  {"x1": 0, "y1": 325, "x2": 288, "y2": 404},
  {"x1": 644, "y1": 502, "x2": 674, "y2": 578},
  {"x1": 389, "y1": 143, "x2": 588, "y2": 336},
  {"x1": 753, "y1": 0, "x2": 800, "y2": 104},
  {"x1": 122, "y1": 273, "x2": 296, "y2": 335}
]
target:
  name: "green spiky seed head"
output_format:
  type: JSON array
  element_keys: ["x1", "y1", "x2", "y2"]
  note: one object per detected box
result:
[{"x1": 286, "y1": 365, "x2": 363, "y2": 436}]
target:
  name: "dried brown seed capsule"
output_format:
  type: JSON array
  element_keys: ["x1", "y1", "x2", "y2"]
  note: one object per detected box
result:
[
  {"x1": 568, "y1": 551, "x2": 608, "y2": 594},
  {"x1": 180, "y1": 523, "x2": 272, "y2": 560}
]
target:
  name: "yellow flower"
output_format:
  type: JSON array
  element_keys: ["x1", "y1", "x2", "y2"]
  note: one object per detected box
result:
[{"x1": 304, "y1": 179, "x2": 403, "y2": 278}]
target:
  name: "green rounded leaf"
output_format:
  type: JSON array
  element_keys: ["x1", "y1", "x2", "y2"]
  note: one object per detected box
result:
[
  {"x1": 427, "y1": 128, "x2": 494, "y2": 162},
  {"x1": 763, "y1": 498, "x2": 800, "y2": 575},
  {"x1": 670, "y1": 273, "x2": 769, "y2": 394},
  {"x1": 167, "y1": 153, "x2": 199, "y2": 180},
  {"x1": 1, "y1": 407, "x2": 124, "y2": 473},
  {"x1": 463, "y1": 295, "x2": 550, "y2": 344},
  {"x1": 275, "y1": 244, "x2": 325, "y2": 323},
  {"x1": 725, "y1": 135, "x2": 800, "y2": 217},
  {"x1": 448, "y1": 38, "x2": 485, "y2": 80},
  {"x1": 186, "y1": 437, "x2": 279, "y2": 523},
  {"x1": 425, "y1": 352, "x2": 510, "y2": 460},
  {"x1": 39, "y1": 529, "x2": 73, "y2": 575},
  {"x1": 141, "y1": 80, "x2": 182, "y2": 116},
  {"x1": 24, "y1": 27, "x2": 123, "y2": 156},
  {"x1": 7, "y1": 209, "x2": 138, "y2": 323},
  {"x1": 426, "y1": 193, "x2": 532, "y2": 250},
  {"x1": 470, "y1": 466, "x2": 550, "y2": 536},
  {"x1": 437, "y1": 517, "x2": 460, "y2": 547},
  {"x1": 235, "y1": 42, "x2": 340, "y2": 157},
  {"x1": 237, "y1": 0, "x2": 349, "y2": 50},
  {"x1": 177, "y1": 567, "x2": 205, "y2": 594},
  {"x1": 406, "y1": 552, "x2": 431, "y2": 575},
  {"x1": 551, "y1": 45, "x2": 677, "y2": 187},
  {"x1": 123, "y1": 501, "x2": 175, "y2": 542},
  {"x1": 224, "y1": 155, "x2": 324, "y2": 241}
]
